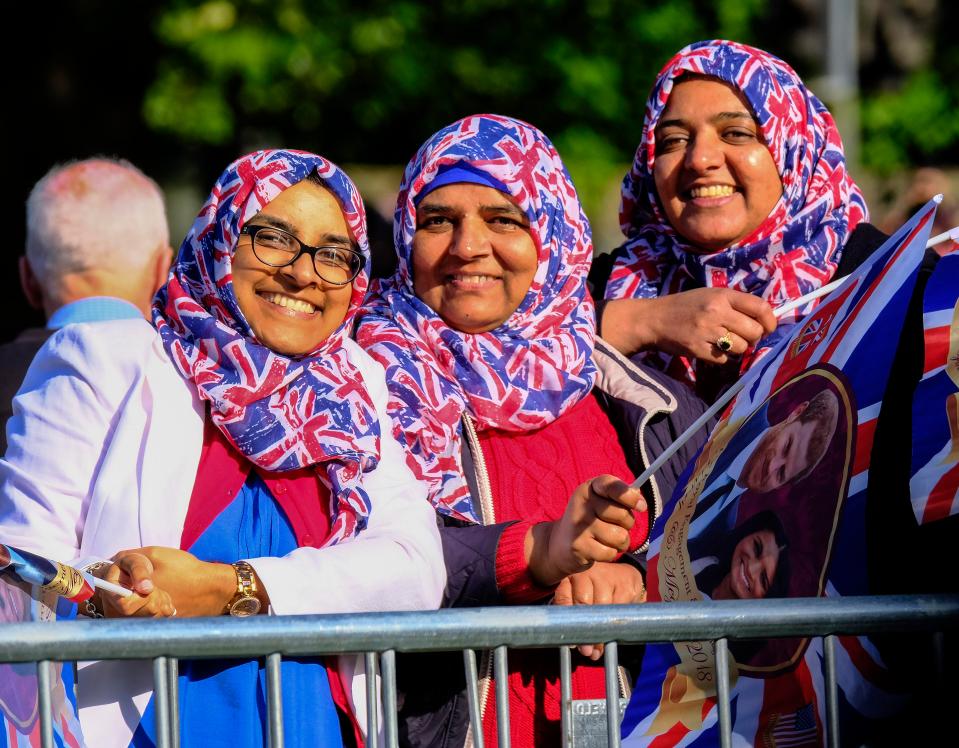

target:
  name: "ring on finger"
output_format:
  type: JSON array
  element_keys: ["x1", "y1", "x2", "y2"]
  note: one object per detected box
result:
[{"x1": 715, "y1": 332, "x2": 734, "y2": 353}]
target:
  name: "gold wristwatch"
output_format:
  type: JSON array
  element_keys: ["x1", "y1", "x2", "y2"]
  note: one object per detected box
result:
[{"x1": 225, "y1": 561, "x2": 261, "y2": 617}]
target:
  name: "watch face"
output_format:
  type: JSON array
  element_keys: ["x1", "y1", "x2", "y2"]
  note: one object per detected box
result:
[{"x1": 230, "y1": 596, "x2": 261, "y2": 618}]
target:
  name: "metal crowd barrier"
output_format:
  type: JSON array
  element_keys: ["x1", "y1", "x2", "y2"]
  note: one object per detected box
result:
[{"x1": 1, "y1": 595, "x2": 956, "y2": 748}]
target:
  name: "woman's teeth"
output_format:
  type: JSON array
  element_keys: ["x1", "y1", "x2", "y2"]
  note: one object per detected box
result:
[
  {"x1": 264, "y1": 293, "x2": 316, "y2": 313},
  {"x1": 452, "y1": 274, "x2": 496, "y2": 286},
  {"x1": 690, "y1": 185, "x2": 735, "y2": 198}
]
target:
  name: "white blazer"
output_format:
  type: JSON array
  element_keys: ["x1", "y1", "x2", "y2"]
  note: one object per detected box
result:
[{"x1": 0, "y1": 318, "x2": 444, "y2": 747}]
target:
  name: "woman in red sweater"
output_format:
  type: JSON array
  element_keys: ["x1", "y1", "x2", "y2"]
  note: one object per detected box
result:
[{"x1": 356, "y1": 114, "x2": 709, "y2": 746}]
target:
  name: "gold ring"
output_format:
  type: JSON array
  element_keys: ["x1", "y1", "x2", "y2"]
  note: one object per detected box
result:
[{"x1": 716, "y1": 333, "x2": 733, "y2": 353}]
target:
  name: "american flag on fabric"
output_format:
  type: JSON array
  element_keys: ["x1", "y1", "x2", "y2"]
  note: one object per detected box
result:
[
  {"x1": 1, "y1": 575, "x2": 86, "y2": 747},
  {"x1": 152, "y1": 150, "x2": 380, "y2": 545},
  {"x1": 604, "y1": 39, "x2": 868, "y2": 387},
  {"x1": 909, "y1": 250, "x2": 959, "y2": 524},
  {"x1": 356, "y1": 115, "x2": 596, "y2": 522},
  {"x1": 621, "y1": 201, "x2": 936, "y2": 747}
]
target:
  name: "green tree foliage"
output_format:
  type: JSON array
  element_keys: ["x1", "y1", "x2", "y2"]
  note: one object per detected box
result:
[{"x1": 144, "y1": 0, "x2": 767, "y2": 162}]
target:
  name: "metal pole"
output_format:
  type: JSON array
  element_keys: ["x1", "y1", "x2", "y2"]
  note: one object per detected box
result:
[
  {"x1": 153, "y1": 656, "x2": 171, "y2": 748},
  {"x1": 380, "y1": 649, "x2": 398, "y2": 748},
  {"x1": 825, "y1": 0, "x2": 861, "y2": 170},
  {"x1": 715, "y1": 639, "x2": 732, "y2": 748},
  {"x1": 265, "y1": 653, "x2": 284, "y2": 748},
  {"x1": 37, "y1": 660, "x2": 53, "y2": 748},
  {"x1": 167, "y1": 657, "x2": 180, "y2": 748},
  {"x1": 463, "y1": 649, "x2": 485, "y2": 748},
  {"x1": 365, "y1": 652, "x2": 379, "y2": 748},
  {"x1": 823, "y1": 635, "x2": 840, "y2": 748},
  {"x1": 493, "y1": 645, "x2": 510, "y2": 748},
  {"x1": 560, "y1": 646, "x2": 573, "y2": 748},
  {"x1": 604, "y1": 642, "x2": 622, "y2": 748}
]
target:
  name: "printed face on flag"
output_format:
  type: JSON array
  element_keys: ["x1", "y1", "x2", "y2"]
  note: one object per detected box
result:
[{"x1": 663, "y1": 367, "x2": 854, "y2": 669}]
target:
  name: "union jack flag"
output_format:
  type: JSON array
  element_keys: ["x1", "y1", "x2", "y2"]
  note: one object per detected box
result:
[
  {"x1": 909, "y1": 250, "x2": 959, "y2": 524},
  {"x1": 621, "y1": 201, "x2": 936, "y2": 746},
  {"x1": 0, "y1": 544, "x2": 94, "y2": 604},
  {"x1": 1, "y1": 575, "x2": 86, "y2": 747}
]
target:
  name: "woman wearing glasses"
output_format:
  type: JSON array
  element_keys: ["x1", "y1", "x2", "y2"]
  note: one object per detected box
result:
[{"x1": 0, "y1": 150, "x2": 443, "y2": 747}]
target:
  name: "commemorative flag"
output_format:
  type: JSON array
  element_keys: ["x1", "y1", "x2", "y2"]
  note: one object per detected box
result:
[
  {"x1": 0, "y1": 544, "x2": 95, "y2": 604},
  {"x1": 621, "y1": 200, "x2": 937, "y2": 746},
  {"x1": 1, "y1": 575, "x2": 87, "y2": 746},
  {"x1": 909, "y1": 250, "x2": 959, "y2": 524}
]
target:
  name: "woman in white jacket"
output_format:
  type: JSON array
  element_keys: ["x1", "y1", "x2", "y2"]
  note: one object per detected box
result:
[{"x1": 0, "y1": 149, "x2": 444, "y2": 747}]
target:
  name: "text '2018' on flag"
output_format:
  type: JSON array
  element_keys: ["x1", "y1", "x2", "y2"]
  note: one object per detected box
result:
[{"x1": 621, "y1": 200, "x2": 937, "y2": 747}]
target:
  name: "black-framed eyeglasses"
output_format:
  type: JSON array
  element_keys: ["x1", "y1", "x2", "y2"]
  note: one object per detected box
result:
[{"x1": 240, "y1": 224, "x2": 364, "y2": 286}]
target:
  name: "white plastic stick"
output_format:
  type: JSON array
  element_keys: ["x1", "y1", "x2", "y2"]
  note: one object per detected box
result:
[
  {"x1": 632, "y1": 220, "x2": 959, "y2": 492},
  {"x1": 90, "y1": 575, "x2": 134, "y2": 598},
  {"x1": 773, "y1": 223, "x2": 959, "y2": 320}
]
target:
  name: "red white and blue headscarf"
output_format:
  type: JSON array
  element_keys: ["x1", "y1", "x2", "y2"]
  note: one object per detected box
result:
[
  {"x1": 355, "y1": 115, "x2": 596, "y2": 523},
  {"x1": 153, "y1": 149, "x2": 380, "y2": 545},
  {"x1": 605, "y1": 40, "x2": 868, "y2": 384}
]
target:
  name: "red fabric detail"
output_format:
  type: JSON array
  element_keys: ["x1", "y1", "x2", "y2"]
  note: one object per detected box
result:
[
  {"x1": 493, "y1": 520, "x2": 554, "y2": 603},
  {"x1": 478, "y1": 392, "x2": 646, "y2": 743},
  {"x1": 328, "y1": 668, "x2": 365, "y2": 748},
  {"x1": 180, "y1": 417, "x2": 250, "y2": 551},
  {"x1": 481, "y1": 651, "x2": 609, "y2": 747},
  {"x1": 180, "y1": 417, "x2": 333, "y2": 551},
  {"x1": 480, "y1": 391, "x2": 646, "y2": 563}
]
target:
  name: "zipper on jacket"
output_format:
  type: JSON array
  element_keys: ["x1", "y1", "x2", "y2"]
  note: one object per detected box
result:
[{"x1": 462, "y1": 413, "x2": 495, "y2": 748}]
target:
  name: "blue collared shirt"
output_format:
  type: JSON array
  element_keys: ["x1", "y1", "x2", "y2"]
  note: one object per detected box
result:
[{"x1": 46, "y1": 297, "x2": 144, "y2": 330}]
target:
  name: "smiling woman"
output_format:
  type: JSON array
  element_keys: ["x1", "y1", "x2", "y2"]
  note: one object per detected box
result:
[
  {"x1": 596, "y1": 40, "x2": 872, "y2": 399},
  {"x1": 0, "y1": 149, "x2": 444, "y2": 747},
  {"x1": 355, "y1": 114, "x2": 714, "y2": 747},
  {"x1": 232, "y1": 179, "x2": 358, "y2": 354}
]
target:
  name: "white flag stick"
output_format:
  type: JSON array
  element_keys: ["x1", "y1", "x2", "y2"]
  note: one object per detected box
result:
[
  {"x1": 631, "y1": 368, "x2": 749, "y2": 491},
  {"x1": 631, "y1": 219, "x2": 959, "y2": 493},
  {"x1": 90, "y1": 575, "x2": 134, "y2": 598},
  {"x1": 773, "y1": 223, "x2": 959, "y2": 320}
]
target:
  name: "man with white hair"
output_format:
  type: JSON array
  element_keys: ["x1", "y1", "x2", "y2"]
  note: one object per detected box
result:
[{"x1": 1, "y1": 157, "x2": 172, "y2": 452}]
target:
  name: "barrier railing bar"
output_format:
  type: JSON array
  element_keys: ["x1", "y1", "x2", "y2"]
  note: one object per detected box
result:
[
  {"x1": 463, "y1": 649, "x2": 484, "y2": 748},
  {"x1": 560, "y1": 646, "x2": 572, "y2": 748},
  {"x1": 153, "y1": 656, "x2": 171, "y2": 748},
  {"x1": 266, "y1": 653, "x2": 284, "y2": 748},
  {"x1": 167, "y1": 657, "x2": 180, "y2": 748},
  {"x1": 823, "y1": 635, "x2": 839, "y2": 748},
  {"x1": 2, "y1": 596, "x2": 953, "y2": 663},
  {"x1": 380, "y1": 649, "x2": 398, "y2": 748},
  {"x1": 365, "y1": 652, "x2": 379, "y2": 748},
  {"x1": 605, "y1": 642, "x2": 621, "y2": 748},
  {"x1": 37, "y1": 660, "x2": 53, "y2": 748},
  {"x1": 715, "y1": 638, "x2": 731, "y2": 748},
  {"x1": 493, "y1": 645, "x2": 510, "y2": 748}
]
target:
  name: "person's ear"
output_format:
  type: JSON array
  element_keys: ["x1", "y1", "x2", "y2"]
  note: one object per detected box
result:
[
  {"x1": 151, "y1": 245, "x2": 173, "y2": 294},
  {"x1": 785, "y1": 401, "x2": 809, "y2": 423},
  {"x1": 19, "y1": 257, "x2": 45, "y2": 310}
]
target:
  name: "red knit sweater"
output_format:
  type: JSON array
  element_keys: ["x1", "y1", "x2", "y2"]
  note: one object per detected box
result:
[{"x1": 478, "y1": 391, "x2": 643, "y2": 746}]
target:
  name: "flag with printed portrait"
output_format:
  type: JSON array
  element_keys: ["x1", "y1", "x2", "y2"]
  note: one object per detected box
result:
[
  {"x1": 0, "y1": 573, "x2": 86, "y2": 747},
  {"x1": 621, "y1": 201, "x2": 937, "y2": 746}
]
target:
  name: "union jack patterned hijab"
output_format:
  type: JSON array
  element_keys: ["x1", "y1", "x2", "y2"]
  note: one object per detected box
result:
[
  {"x1": 605, "y1": 39, "x2": 868, "y2": 384},
  {"x1": 153, "y1": 150, "x2": 380, "y2": 545},
  {"x1": 355, "y1": 115, "x2": 596, "y2": 522}
]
